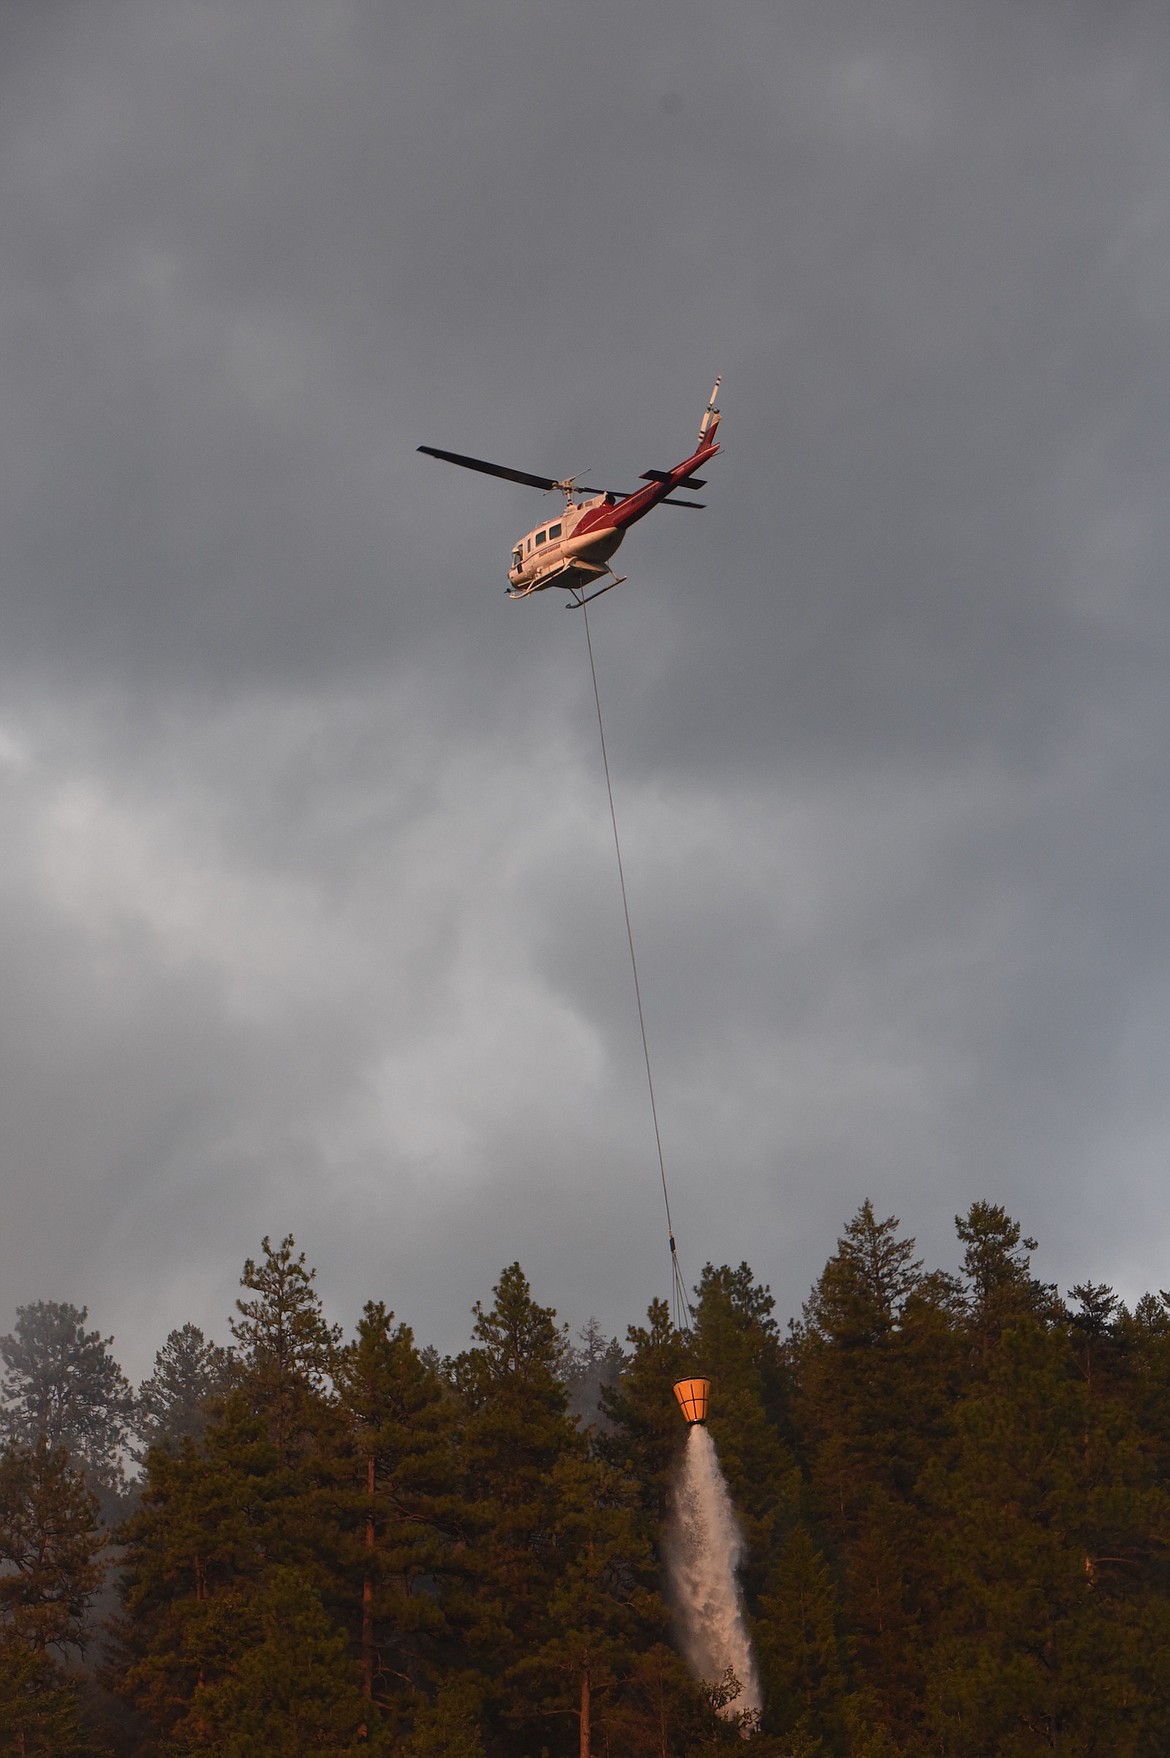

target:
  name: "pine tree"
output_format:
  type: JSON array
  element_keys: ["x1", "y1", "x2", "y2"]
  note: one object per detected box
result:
[
  {"x1": 0, "y1": 1645, "x2": 89, "y2": 1756},
  {"x1": 0, "y1": 1440, "x2": 105, "y2": 1755},
  {"x1": 167, "y1": 1564, "x2": 367, "y2": 1756},
  {"x1": 450, "y1": 1264, "x2": 584, "y2": 1744},
  {"x1": 114, "y1": 1397, "x2": 293, "y2": 1737},
  {"x1": 0, "y1": 1440, "x2": 105, "y2": 1656},
  {"x1": 508, "y1": 1450, "x2": 663, "y2": 1757},
  {"x1": 598, "y1": 1298, "x2": 691, "y2": 1524},
  {"x1": 954, "y1": 1201, "x2": 1057, "y2": 1362},
  {"x1": 230, "y1": 1235, "x2": 342, "y2": 1462},
  {"x1": 115, "y1": 1244, "x2": 347, "y2": 1753},
  {"x1": 601, "y1": 1641, "x2": 751, "y2": 1757},
  {"x1": 563, "y1": 1319, "x2": 626, "y2": 1427},
  {"x1": 799, "y1": 1203, "x2": 924, "y2": 1352},
  {"x1": 1113, "y1": 1291, "x2": 1170, "y2": 1484},
  {"x1": 790, "y1": 1204, "x2": 964, "y2": 1744},
  {"x1": 691, "y1": 1263, "x2": 800, "y2": 1597},
  {"x1": 755, "y1": 1522, "x2": 848, "y2": 1754},
  {"x1": 332, "y1": 1302, "x2": 460, "y2": 1736},
  {"x1": 134, "y1": 1324, "x2": 234, "y2": 1459},
  {"x1": 922, "y1": 1318, "x2": 1170, "y2": 1756},
  {"x1": 402, "y1": 1677, "x2": 486, "y2": 1758},
  {"x1": 0, "y1": 1302, "x2": 134, "y2": 1500}
]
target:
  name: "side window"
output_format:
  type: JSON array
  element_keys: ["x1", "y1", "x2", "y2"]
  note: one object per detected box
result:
[
  {"x1": 535, "y1": 530, "x2": 547, "y2": 547},
  {"x1": 526, "y1": 538, "x2": 532, "y2": 553},
  {"x1": 548, "y1": 522, "x2": 562, "y2": 540}
]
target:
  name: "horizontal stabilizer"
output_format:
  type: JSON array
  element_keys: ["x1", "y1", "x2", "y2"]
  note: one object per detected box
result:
[
  {"x1": 640, "y1": 469, "x2": 706, "y2": 489},
  {"x1": 661, "y1": 497, "x2": 706, "y2": 509}
]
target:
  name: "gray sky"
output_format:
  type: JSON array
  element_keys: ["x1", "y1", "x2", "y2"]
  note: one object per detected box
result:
[{"x1": 3, "y1": 0, "x2": 1170, "y2": 1383}]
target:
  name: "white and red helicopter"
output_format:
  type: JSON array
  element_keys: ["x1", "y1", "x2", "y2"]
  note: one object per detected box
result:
[{"x1": 419, "y1": 380, "x2": 722, "y2": 608}]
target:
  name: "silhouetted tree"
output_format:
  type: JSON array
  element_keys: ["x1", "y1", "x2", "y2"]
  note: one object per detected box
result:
[
  {"x1": 134, "y1": 1323, "x2": 234, "y2": 1459},
  {"x1": 450, "y1": 1263, "x2": 583, "y2": 1750},
  {"x1": 955, "y1": 1200, "x2": 1057, "y2": 1361},
  {"x1": 598, "y1": 1298, "x2": 691, "y2": 1523},
  {"x1": 790, "y1": 1204, "x2": 964, "y2": 1742},
  {"x1": 923, "y1": 1319, "x2": 1170, "y2": 1755},
  {"x1": 230, "y1": 1234, "x2": 342, "y2": 1461},
  {"x1": 332, "y1": 1301, "x2": 460, "y2": 1735},
  {"x1": 0, "y1": 1439, "x2": 105, "y2": 1754},
  {"x1": 0, "y1": 1302, "x2": 133, "y2": 1499}
]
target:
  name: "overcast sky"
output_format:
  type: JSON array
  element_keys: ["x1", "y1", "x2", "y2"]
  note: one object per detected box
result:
[{"x1": 3, "y1": 0, "x2": 1170, "y2": 1383}]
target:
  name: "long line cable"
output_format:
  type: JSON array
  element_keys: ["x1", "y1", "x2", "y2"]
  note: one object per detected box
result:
[{"x1": 581, "y1": 599, "x2": 694, "y2": 1335}]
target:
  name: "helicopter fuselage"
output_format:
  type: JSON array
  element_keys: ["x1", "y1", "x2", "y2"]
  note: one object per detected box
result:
[
  {"x1": 507, "y1": 496, "x2": 624, "y2": 597},
  {"x1": 506, "y1": 431, "x2": 721, "y2": 600}
]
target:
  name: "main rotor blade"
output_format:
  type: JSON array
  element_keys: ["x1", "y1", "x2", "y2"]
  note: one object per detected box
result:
[
  {"x1": 417, "y1": 446, "x2": 616, "y2": 498},
  {"x1": 417, "y1": 446, "x2": 561, "y2": 492}
]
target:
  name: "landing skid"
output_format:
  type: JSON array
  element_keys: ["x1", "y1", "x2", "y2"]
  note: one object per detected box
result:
[
  {"x1": 506, "y1": 559, "x2": 578, "y2": 601},
  {"x1": 506, "y1": 562, "x2": 626, "y2": 606},
  {"x1": 565, "y1": 573, "x2": 627, "y2": 610}
]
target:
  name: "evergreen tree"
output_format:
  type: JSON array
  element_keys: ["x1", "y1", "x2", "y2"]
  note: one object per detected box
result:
[
  {"x1": 922, "y1": 1319, "x2": 1170, "y2": 1756},
  {"x1": 562, "y1": 1318, "x2": 626, "y2": 1427},
  {"x1": 1064, "y1": 1281, "x2": 1122, "y2": 1401},
  {"x1": 0, "y1": 1303, "x2": 134, "y2": 1499},
  {"x1": 402, "y1": 1677, "x2": 486, "y2": 1758},
  {"x1": 0, "y1": 1440, "x2": 105, "y2": 1755},
  {"x1": 755, "y1": 1522, "x2": 848, "y2": 1754},
  {"x1": 114, "y1": 1398, "x2": 294, "y2": 1738},
  {"x1": 1113, "y1": 1291, "x2": 1170, "y2": 1483},
  {"x1": 332, "y1": 1302, "x2": 460, "y2": 1735},
  {"x1": 800, "y1": 1203, "x2": 923, "y2": 1350},
  {"x1": 0, "y1": 1645, "x2": 89, "y2": 1756},
  {"x1": 450, "y1": 1264, "x2": 584, "y2": 1744},
  {"x1": 954, "y1": 1201, "x2": 1057, "y2": 1361},
  {"x1": 508, "y1": 1450, "x2": 662, "y2": 1757},
  {"x1": 598, "y1": 1298, "x2": 691, "y2": 1523},
  {"x1": 134, "y1": 1325, "x2": 234, "y2": 1459},
  {"x1": 230, "y1": 1235, "x2": 342, "y2": 1461},
  {"x1": 601, "y1": 1641, "x2": 752, "y2": 1757},
  {"x1": 0, "y1": 1440, "x2": 105, "y2": 1656},
  {"x1": 115, "y1": 1254, "x2": 346, "y2": 1753},
  {"x1": 691, "y1": 1263, "x2": 800, "y2": 1597},
  {"x1": 167, "y1": 1564, "x2": 367, "y2": 1756},
  {"x1": 790, "y1": 1204, "x2": 963, "y2": 1744}
]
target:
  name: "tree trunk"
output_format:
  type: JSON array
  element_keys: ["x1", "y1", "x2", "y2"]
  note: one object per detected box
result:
[
  {"x1": 580, "y1": 1653, "x2": 591, "y2": 1758},
  {"x1": 362, "y1": 1453, "x2": 376, "y2": 1701}
]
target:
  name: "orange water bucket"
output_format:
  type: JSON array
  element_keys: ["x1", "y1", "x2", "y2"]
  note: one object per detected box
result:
[{"x1": 672, "y1": 1376, "x2": 711, "y2": 1425}]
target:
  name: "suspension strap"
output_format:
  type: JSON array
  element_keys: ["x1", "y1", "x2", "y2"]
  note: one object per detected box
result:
[{"x1": 581, "y1": 600, "x2": 695, "y2": 1336}]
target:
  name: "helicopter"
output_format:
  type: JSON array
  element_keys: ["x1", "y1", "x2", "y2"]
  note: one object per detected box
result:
[{"x1": 418, "y1": 380, "x2": 722, "y2": 607}]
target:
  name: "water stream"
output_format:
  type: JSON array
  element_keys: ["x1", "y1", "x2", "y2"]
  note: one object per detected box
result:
[{"x1": 664, "y1": 1423, "x2": 761, "y2": 1725}]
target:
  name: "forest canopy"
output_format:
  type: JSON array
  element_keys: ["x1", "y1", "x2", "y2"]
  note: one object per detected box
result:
[{"x1": 2, "y1": 1202, "x2": 1170, "y2": 1757}]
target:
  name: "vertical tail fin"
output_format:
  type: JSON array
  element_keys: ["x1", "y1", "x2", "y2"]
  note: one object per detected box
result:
[{"x1": 698, "y1": 377, "x2": 722, "y2": 448}]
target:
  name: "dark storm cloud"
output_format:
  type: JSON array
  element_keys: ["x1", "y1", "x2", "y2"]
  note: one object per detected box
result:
[{"x1": 2, "y1": 0, "x2": 1170, "y2": 1376}]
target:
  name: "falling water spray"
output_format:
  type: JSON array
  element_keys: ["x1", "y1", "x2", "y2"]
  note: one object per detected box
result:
[{"x1": 665, "y1": 1424, "x2": 761, "y2": 1727}]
